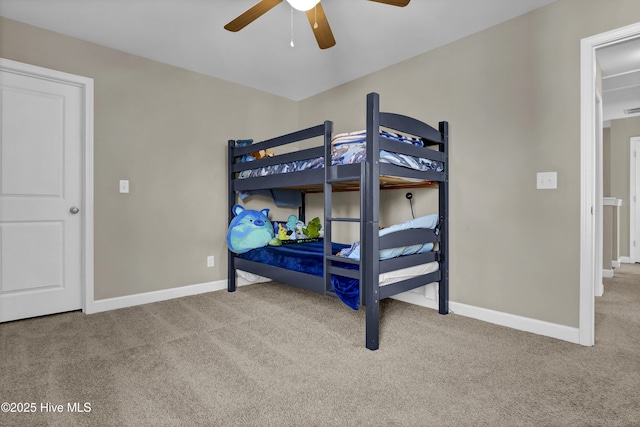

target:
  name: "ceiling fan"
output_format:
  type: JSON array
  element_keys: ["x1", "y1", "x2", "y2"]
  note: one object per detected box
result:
[{"x1": 224, "y1": 0, "x2": 411, "y2": 50}]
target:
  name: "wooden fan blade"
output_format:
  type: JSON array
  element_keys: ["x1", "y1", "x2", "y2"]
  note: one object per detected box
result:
[
  {"x1": 224, "y1": 0, "x2": 283, "y2": 32},
  {"x1": 368, "y1": 0, "x2": 410, "y2": 6},
  {"x1": 305, "y1": 2, "x2": 336, "y2": 49}
]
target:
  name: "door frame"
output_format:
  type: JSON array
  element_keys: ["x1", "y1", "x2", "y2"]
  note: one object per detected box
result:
[
  {"x1": 580, "y1": 22, "x2": 640, "y2": 346},
  {"x1": 0, "y1": 58, "x2": 95, "y2": 314},
  {"x1": 631, "y1": 137, "x2": 640, "y2": 263},
  {"x1": 595, "y1": 90, "x2": 604, "y2": 298}
]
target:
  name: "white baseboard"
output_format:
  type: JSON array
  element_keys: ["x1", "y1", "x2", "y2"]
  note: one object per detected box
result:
[
  {"x1": 602, "y1": 269, "x2": 614, "y2": 278},
  {"x1": 611, "y1": 260, "x2": 621, "y2": 268},
  {"x1": 449, "y1": 302, "x2": 580, "y2": 344},
  {"x1": 595, "y1": 281, "x2": 604, "y2": 297},
  {"x1": 620, "y1": 256, "x2": 632, "y2": 264},
  {"x1": 393, "y1": 293, "x2": 580, "y2": 344},
  {"x1": 85, "y1": 279, "x2": 580, "y2": 345},
  {"x1": 85, "y1": 276, "x2": 262, "y2": 315},
  {"x1": 85, "y1": 279, "x2": 229, "y2": 314}
]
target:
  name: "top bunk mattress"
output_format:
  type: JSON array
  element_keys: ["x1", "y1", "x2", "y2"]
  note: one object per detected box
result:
[{"x1": 237, "y1": 130, "x2": 443, "y2": 179}]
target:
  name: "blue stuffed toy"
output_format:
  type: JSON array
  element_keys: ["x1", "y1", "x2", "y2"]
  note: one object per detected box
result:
[
  {"x1": 227, "y1": 204, "x2": 274, "y2": 254},
  {"x1": 235, "y1": 139, "x2": 255, "y2": 163}
]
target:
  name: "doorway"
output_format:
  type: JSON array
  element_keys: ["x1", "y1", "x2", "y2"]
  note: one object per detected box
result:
[
  {"x1": 0, "y1": 58, "x2": 94, "y2": 321},
  {"x1": 580, "y1": 22, "x2": 640, "y2": 346}
]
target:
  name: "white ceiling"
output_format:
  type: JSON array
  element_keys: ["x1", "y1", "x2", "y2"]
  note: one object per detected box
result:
[
  {"x1": 597, "y1": 37, "x2": 640, "y2": 122},
  {"x1": 0, "y1": 0, "x2": 559, "y2": 101}
]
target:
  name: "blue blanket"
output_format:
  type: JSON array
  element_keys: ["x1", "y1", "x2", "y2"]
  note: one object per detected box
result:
[{"x1": 238, "y1": 240, "x2": 360, "y2": 310}]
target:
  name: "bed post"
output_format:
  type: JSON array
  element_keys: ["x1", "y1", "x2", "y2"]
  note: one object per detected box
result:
[
  {"x1": 438, "y1": 122, "x2": 449, "y2": 314},
  {"x1": 298, "y1": 193, "x2": 306, "y2": 224},
  {"x1": 228, "y1": 140, "x2": 237, "y2": 293},
  {"x1": 364, "y1": 92, "x2": 381, "y2": 350},
  {"x1": 323, "y1": 120, "x2": 333, "y2": 296}
]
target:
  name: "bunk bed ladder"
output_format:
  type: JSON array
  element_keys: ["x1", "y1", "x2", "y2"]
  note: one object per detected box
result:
[
  {"x1": 325, "y1": 93, "x2": 382, "y2": 351},
  {"x1": 323, "y1": 121, "x2": 338, "y2": 301},
  {"x1": 322, "y1": 121, "x2": 366, "y2": 321}
]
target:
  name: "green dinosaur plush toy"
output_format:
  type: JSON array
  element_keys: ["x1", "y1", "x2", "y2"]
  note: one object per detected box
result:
[{"x1": 302, "y1": 217, "x2": 321, "y2": 239}]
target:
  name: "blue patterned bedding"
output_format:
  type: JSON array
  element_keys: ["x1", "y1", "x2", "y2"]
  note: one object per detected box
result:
[
  {"x1": 238, "y1": 241, "x2": 360, "y2": 308},
  {"x1": 238, "y1": 130, "x2": 443, "y2": 179},
  {"x1": 239, "y1": 213, "x2": 439, "y2": 310}
]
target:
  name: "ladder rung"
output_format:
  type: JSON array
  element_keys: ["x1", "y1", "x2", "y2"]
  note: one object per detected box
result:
[
  {"x1": 326, "y1": 176, "x2": 360, "y2": 183},
  {"x1": 326, "y1": 254, "x2": 360, "y2": 265},
  {"x1": 329, "y1": 266, "x2": 360, "y2": 279},
  {"x1": 327, "y1": 217, "x2": 360, "y2": 223}
]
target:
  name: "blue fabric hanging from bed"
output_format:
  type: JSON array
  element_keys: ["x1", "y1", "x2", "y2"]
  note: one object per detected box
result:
[
  {"x1": 238, "y1": 189, "x2": 303, "y2": 207},
  {"x1": 330, "y1": 275, "x2": 359, "y2": 310}
]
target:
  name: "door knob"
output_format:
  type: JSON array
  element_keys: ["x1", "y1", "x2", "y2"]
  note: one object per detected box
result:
[{"x1": 70, "y1": 207, "x2": 80, "y2": 214}]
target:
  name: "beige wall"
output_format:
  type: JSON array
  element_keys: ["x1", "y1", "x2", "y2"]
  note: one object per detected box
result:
[
  {"x1": 609, "y1": 116, "x2": 640, "y2": 257},
  {"x1": 298, "y1": 0, "x2": 640, "y2": 327},
  {"x1": 0, "y1": 17, "x2": 298, "y2": 300},
  {"x1": 2, "y1": 0, "x2": 640, "y2": 328}
]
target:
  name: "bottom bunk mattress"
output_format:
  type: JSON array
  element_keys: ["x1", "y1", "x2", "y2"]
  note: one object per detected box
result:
[{"x1": 238, "y1": 240, "x2": 438, "y2": 310}]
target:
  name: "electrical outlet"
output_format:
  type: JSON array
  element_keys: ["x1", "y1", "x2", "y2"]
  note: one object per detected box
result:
[
  {"x1": 207, "y1": 256, "x2": 214, "y2": 268},
  {"x1": 119, "y1": 180, "x2": 129, "y2": 193},
  {"x1": 536, "y1": 172, "x2": 557, "y2": 190}
]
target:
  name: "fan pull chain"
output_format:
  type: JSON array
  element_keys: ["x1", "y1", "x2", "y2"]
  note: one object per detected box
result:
[
  {"x1": 290, "y1": 6, "x2": 295, "y2": 47},
  {"x1": 314, "y1": 5, "x2": 318, "y2": 29}
]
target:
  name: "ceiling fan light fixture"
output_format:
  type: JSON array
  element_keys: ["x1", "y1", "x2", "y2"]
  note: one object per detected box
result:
[
  {"x1": 225, "y1": 0, "x2": 409, "y2": 49},
  {"x1": 286, "y1": 0, "x2": 320, "y2": 12}
]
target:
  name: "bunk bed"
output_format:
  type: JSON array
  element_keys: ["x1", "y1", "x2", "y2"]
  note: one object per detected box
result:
[{"x1": 227, "y1": 92, "x2": 449, "y2": 350}]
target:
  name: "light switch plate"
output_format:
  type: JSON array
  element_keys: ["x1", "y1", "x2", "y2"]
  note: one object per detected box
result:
[
  {"x1": 537, "y1": 172, "x2": 557, "y2": 189},
  {"x1": 119, "y1": 180, "x2": 129, "y2": 193}
]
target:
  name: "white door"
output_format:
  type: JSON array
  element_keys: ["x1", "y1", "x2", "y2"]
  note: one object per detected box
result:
[{"x1": 0, "y1": 63, "x2": 85, "y2": 322}]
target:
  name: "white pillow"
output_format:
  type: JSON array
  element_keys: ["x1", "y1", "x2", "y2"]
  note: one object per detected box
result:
[{"x1": 379, "y1": 213, "x2": 438, "y2": 237}]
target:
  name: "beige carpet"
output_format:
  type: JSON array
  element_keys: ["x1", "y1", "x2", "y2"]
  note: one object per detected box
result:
[{"x1": 1, "y1": 265, "x2": 639, "y2": 426}]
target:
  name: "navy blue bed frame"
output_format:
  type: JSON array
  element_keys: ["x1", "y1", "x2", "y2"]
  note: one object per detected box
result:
[{"x1": 227, "y1": 92, "x2": 448, "y2": 350}]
